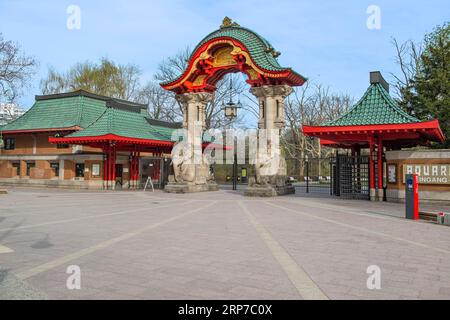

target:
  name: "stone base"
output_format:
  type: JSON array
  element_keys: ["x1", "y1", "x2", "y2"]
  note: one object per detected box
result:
[
  {"x1": 377, "y1": 188, "x2": 384, "y2": 202},
  {"x1": 370, "y1": 188, "x2": 376, "y2": 201},
  {"x1": 164, "y1": 182, "x2": 218, "y2": 194},
  {"x1": 244, "y1": 184, "x2": 295, "y2": 197},
  {"x1": 0, "y1": 189, "x2": 8, "y2": 194},
  {"x1": 0, "y1": 178, "x2": 104, "y2": 190}
]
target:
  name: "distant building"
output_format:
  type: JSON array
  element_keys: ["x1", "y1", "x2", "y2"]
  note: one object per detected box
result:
[{"x1": 0, "y1": 103, "x2": 25, "y2": 125}]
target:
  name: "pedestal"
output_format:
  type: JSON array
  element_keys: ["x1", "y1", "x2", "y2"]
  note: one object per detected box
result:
[
  {"x1": 244, "y1": 184, "x2": 295, "y2": 197},
  {"x1": 164, "y1": 182, "x2": 218, "y2": 193},
  {"x1": 377, "y1": 188, "x2": 384, "y2": 202},
  {"x1": 370, "y1": 188, "x2": 376, "y2": 201}
]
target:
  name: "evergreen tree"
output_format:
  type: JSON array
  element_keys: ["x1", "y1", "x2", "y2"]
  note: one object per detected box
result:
[{"x1": 410, "y1": 23, "x2": 449, "y2": 147}]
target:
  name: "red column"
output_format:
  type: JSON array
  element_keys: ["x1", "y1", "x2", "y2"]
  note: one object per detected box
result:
[
  {"x1": 108, "y1": 147, "x2": 112, "y2": 189},
  {"x1": 131, "y1": 152, "x2": 135, "y2": 185},
  {"x1": 103, "y1": 145, "x2": 108, "y2": 189},
  {"x1": 134, "y1": 152, "x2": 137, "y2": 188},
  {"x1": 132, "y1": 153, "x2": 135, "y2": 184},
  {"x1": 111, "y1": 145, "x2": 116, "y2": 189},
  {"x1": 378, "y1": 136, "x2": 383, "y2": 190},
  {"x1": 369, "y1": 138, "x2": 375, "y2": 200},
  {"x1": 377, "y1": 135, "x2": 384, "y2": 201},
  {"x1": 136, "y1": 152, "x2": 140, "y2": 185}
]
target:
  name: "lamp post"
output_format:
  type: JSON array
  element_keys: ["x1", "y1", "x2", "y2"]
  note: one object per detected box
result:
[
  {"x1": 221, "y1": 77, "x2": 241, "y2": 190},
  {"x1": 222, "y1": 77, "x2": 242, "y2": 121}
]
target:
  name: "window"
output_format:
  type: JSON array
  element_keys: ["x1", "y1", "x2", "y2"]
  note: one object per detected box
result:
[
  {"x1": 50, "y1": 162, "x2": 59, "y2": 177},
  {"x1": 56, "y1": 143, "x2": 69, "y2": 149},
  {"x1": 75, "y1": 163, "x2": 85, "y2": 178},
  {"x1": 4, "y1": 138, "x2": 15, "y2": 150},
  {"x1": 276, "y1": 100, "x2": 280, "y2": 118},
  {"x1": 26, "y1": 161, "x2": 35, "y2": 176}
]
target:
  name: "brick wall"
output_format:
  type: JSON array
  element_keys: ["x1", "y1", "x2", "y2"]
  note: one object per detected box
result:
[
  {"x1": 0, "y1": 161, "x2": 16, "y2": 178},
  {"x1": 1, "y1": 133, "x2": 74, "y2": 155}
]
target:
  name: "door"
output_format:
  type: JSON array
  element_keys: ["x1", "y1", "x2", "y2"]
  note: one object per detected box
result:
[
  {"x1": 333, "y1": 154, "x2": 370, "y2": 200},
  {"x1": 75, "y1": 163, "x2": 85, "y2": 179},
  {"x1": 115, "y1": 164, "x2": 123, "y2": 187}
]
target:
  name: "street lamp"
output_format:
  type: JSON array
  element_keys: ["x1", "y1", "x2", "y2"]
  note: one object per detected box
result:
[
  {"x1": 222, "y1": 77, "x2": 242, "y2": 121},
  {"x1": 221, "y1": 76, "x2": 242, "y2": 191}
]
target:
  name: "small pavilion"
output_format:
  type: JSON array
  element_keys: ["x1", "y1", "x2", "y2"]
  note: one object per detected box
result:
[{"x1": 302, "y1": 72, "x2": 445, "y2": 201}]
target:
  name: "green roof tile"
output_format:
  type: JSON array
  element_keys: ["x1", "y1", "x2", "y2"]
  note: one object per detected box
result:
[
  {"x1": 67, "y1": 107, "x2": 177, "y2": 141},
  {"x1": 1, "y1": 96, "x2": 107, "y2": 131},
  {"x1": 193, "y1": 26, "x2": 286, "y2": 72},
  {"x1": 323, "y1": 83, "x2": 420, "y2": 126},
  {"x1": 163, "y1": 23, "x2": 306, "y2": 85},
  {"x1": 1, "y1": 90, "x2": 180, "y2": 143}
]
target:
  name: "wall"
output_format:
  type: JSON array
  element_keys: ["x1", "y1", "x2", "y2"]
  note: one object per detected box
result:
[
  {"x1": 385, "y1": 149, "x2": 450, "y2": 203},
  {"x1": 0, "y1": 132, "x2": 162, "y2": 189},
  {"x1": 1, "y1": 133, "x2": 75, "y2": 155}
]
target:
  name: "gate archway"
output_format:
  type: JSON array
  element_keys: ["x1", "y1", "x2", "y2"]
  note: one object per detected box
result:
[{"x1": 161, "y1": 17, "x2": 306, "y2": 195}]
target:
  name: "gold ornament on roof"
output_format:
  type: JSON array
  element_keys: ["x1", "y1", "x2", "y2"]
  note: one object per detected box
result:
[
  {"x1": 220, "y1": 17, "x2": 240, "y2": 28},
  {"x1": 265, "y1": 46, "x2": 281, "y2": 58}
]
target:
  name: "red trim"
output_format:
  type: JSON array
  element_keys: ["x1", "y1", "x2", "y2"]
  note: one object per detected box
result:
[
  {"x1": 49, "y1": 134, "x2": 229, "y2": 152},
  {"x1": 413, "y1": 174, "x2": 419, "y2": 220},
  {"x1": 303, "y1": 119, "x2": 445, "y2": 143},
  {"x1": 161, "y1": 37, "x2": 306, "y2": 93},
  {"x1": 49, "y1": 134, "x2": 174, "y2": 147}
]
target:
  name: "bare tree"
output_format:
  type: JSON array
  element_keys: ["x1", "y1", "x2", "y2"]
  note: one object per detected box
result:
[
  {"x1": 282, "y1": 81, "x2": 353, "y2": 160},
  {"x1": 136, "y1": 81, "x2": 180, "y2": 122},
  {"x1": 390, "y1": 38, "x2": 422, "y2": 114},
  {"x1": 154, "y1": 47, "x2": 252, "y2": 129},
  {"x1": 0, "y1": 33, "x2": 37, "y2": 103}
]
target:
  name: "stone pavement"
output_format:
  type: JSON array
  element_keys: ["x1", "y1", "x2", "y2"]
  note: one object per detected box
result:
[{"x1": 0, "y1": 187, "x2": 450, "y2": 300}]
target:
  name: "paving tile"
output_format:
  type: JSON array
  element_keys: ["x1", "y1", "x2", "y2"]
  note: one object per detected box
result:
[{"x1": 1, "y1": 188, "x2": 450, "y2": 299}]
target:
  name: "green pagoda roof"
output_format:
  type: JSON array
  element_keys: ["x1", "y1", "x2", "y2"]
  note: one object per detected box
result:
[
  {"x1": 66, "y1": 107, "x2": 179, "y2": 142},
  {"x1": 161, "y1": 18, "x2": 306, "y2": 88},
  {"x1": 323, "y1": 82, "x2": 420, "y2": 127},
  {"x1": 1, "y1": 95, "x2": 105, "y2": 132},
  {"x1": 192, "y1": 23, "x2": 287, "y2": 72},
  {"x1": 1, "y1": 90, "x2": 147, "y2": 132}
]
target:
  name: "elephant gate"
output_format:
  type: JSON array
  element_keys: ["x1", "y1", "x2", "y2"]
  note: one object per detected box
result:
[{"x1": 160, "y1": 17, "x2": 306, "y2": 196}]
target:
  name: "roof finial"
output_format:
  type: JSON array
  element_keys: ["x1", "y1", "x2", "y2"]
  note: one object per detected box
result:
[{"x1": 220, "y1": 16, "x2": 239, "y2": 28}]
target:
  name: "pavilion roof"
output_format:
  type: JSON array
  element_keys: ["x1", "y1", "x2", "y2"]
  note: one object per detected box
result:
[
  {"x1": 0, "y1": 90, "x2": 147, "y2": 133},
  {"x1": 323, "y1": 83, "x2": 419, "y2": 126},
  {"x1": 302, "y1": 72, "x2": 445, "y2": 147},
  {"x1": 65, "y1": 106, "x2": 179, "y2": 142},
  {"x1": 161, "y1": 18, "x2": 306, "y2": 89}
]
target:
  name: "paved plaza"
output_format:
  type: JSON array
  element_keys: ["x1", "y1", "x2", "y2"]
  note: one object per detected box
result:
[{"x1": 1, "y1": 187, "x2": 450, "y2": 300}]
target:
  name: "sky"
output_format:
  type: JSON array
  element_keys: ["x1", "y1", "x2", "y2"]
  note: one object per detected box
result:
[{"x1": 0, "y1": 0, "x2": 449, "y2": 111}]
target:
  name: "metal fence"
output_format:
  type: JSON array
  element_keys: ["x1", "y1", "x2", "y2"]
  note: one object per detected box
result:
[{"x1": 286, "y1": 157, "x2": 333, "y2": 195}]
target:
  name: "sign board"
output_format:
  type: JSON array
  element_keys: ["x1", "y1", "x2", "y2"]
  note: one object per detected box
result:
[
  {"x1": 388, "y1": 165, "x2": 396, "y2": 183},
  {"x1": 92, "y1": 164, "x2": 100, "y2": 176},
  {"x1": 402, "y1": 164, "x2": 450, "y2": 185}
]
